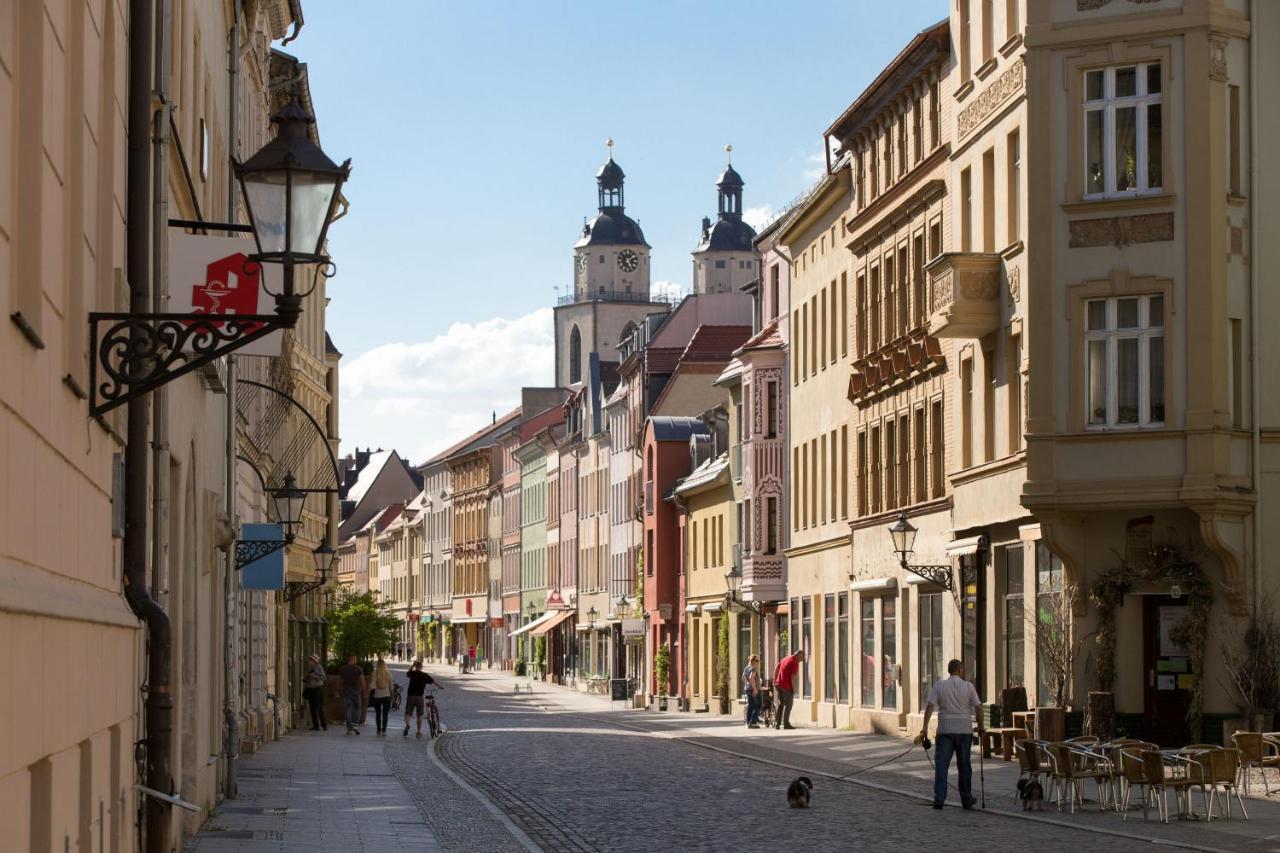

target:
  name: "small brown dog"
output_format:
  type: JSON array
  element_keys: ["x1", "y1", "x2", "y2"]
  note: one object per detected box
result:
[
  {"x1": 786, "y1": 776, "x2": 813, "y2": 808},
  {"x1": 1016, "y1": 778, "x2": 1045, "y2": 810}
]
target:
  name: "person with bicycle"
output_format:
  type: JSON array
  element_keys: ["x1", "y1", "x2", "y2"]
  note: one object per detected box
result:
[{"x1": 403, "y1": 660, "x2": 444, "y2": 738}]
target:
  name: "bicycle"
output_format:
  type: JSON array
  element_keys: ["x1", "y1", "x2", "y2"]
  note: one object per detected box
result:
[{"x1": 425, "y1": 687, "x2": 442, "y2": 738}]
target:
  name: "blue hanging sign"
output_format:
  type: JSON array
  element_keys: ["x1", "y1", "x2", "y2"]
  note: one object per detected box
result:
[{"x1": 241, "y1": 523, "x2": 285, "y2": 590}]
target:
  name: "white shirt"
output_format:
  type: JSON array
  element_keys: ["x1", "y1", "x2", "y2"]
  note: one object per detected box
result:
[{"x1": 925, "y1": 675, "x2": 981, "y2": 734}]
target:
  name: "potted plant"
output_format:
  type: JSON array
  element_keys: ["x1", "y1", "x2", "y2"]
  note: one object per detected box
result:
[
  {"x1": 1219, "y1": 609, "x2": 1280, "y2": 743},
  {"x1": 1033, "y1": 582, "x2": 1083, "y2": 742},
  {"x1": 655, "y1": 643, "x2": 671, "y2": 711}
]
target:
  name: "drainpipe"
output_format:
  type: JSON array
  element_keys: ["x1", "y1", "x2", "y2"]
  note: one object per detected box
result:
[
  {"x1": 150, "y1": 0, "x2": 171, "y2": 613},
  {"x1": 223, "y1": 11, "x2": 241, "y2": 799},
  {"x1": 125, "y1": 1, "x2": 174, "y2": 851},
  {"x1": 1249, "y1": 1, "x2": 1262, "y2": 614}
]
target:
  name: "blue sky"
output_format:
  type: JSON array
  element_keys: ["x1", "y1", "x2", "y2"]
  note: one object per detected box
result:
[{"x1": 298, "y1": 0, "x2": 942, "y2": 462}]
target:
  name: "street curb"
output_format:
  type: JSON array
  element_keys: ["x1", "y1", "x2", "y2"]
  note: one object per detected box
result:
[
  {"x1": 532, "y1": 697, "x2": 1228, "y2": 853},
  {"x1": 427, "y1": 725, "x2": 543, "y2": 853}
]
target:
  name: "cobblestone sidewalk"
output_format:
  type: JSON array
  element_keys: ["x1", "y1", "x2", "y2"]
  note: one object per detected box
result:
[{"x1": 189, "y1": 720, "x2": 443, "y2": 853}]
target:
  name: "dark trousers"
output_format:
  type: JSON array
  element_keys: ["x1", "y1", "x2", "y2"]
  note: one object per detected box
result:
[
  {"x1": 304, "y1": 686, "x2": 326, "y2": 730},
  {"x1": 372, "y1": 697, "x2": 391, "y2": 732},
  {"x1": 774, "y1": 688, "x2": 794, "y2": 728},
  {"x1": 744, "y1": 690, "x2": 761, "y2": 725},
  {"x1": 934, "y1": 733, "x2": 974, "y2": 804}
]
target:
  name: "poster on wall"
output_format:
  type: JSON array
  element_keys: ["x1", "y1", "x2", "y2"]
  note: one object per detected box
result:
[
  {"x1": 1158, "y1": 606, "x2": 1190, "y2": 657},
  {"x1": 169, "y1": 232, "x2": 284, "y2": 356}
]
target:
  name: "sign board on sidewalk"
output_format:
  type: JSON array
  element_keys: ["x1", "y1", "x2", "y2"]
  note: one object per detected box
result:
[
  {"x1": 610, "y1": 678, "x2": 629, "y2": 702},
  {"x1": 169, "y1": 232, "x2": 284, "y2": 356}
]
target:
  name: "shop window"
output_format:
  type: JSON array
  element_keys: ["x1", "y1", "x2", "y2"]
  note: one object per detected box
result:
[
  {"x1": 838, "y1": 592, "x2": 850, "y2": 704},
  {"x1": 824, "y1": 594, "x2": 837, "y2": 701},
  {"x1": 1004, "y1": 545, "x2": 1025, "y2": 688},
  {"x1": 861, "y1": 597, "x2": 876, "y2": 707},
  {"x1": 919, "y1": 592, "x2": 944, "y2": 706},
  {"x1": 883, "y1": 597, "x2": 898, "y2": 709}
]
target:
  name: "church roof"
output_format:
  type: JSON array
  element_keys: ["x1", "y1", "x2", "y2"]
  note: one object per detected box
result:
[
  {"x1": 597, "y1": 156, "x2": 625, "y2": 189},
  {"x1": 695, "y1": 215, "x2": 757, "y2": 253},
  {"x1": 575, "y1": 210, "x2": 648, "y2": 248}
]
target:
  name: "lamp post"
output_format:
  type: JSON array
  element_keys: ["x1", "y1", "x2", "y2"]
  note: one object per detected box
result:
[{"x1": 888, "y1": 512, "x2": 953, "y2": 590}]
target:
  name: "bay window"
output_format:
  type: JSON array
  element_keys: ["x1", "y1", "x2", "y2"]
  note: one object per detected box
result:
[
  {"x1": 1083, "y1": 63, "x2": 1162, "y2": 197},
  {"x1": 1085, "y1": 294, "x2": 1165, "y2": 428}
]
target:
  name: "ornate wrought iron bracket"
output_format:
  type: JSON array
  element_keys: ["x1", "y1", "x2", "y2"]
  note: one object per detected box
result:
[
  {"x1": 235, "y1": 538, "x2": 289, "y2": 571},
  {"x1": 88, "y1": 311, "x2": 288, "y2": 417},
  {"x1": 899, "y1": 560, "x2": 954, "y2": 590},
  {"x1": 726, "y1": 593, "x2": 766, "y2": 615},
  {"x1": 283, "y1": 578, "x2": 328, "y2": 603}
]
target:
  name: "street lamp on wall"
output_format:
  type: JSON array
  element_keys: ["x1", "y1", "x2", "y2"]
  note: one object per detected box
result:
[
  {"x1": 586, "y1": 606, "x2": 599, "y2": 631},
  {"x1": 724, "y1": 565, "x2": 764, "y2": 614},
  {"x1": 615, "y1": 595, "x2": 632, "y2": 619},
  {"x1": 283, "y1": 541, "x2": 335, "y2": 603},
  {"x1": 888, "y1": 512, "x2": 954, "y2": 590},
  {"x1": 88, "y1": 101, "x2": 350, "y2": 417},
  {"x1": 271, "y1": 472, "x2": 307, "y2": 537}
]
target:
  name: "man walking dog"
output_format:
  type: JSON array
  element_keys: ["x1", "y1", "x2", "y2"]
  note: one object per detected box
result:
[{"x1": 921, "y1": 659, "x2": 983, "y2": 810}]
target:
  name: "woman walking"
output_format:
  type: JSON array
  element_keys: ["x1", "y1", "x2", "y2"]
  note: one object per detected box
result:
[
  {"x1": 742, "y1": 654, "x2": 762, "y2": 729},
  {"x1": 303, "y1": 654, "x2": 327, "y2": 731},
  {"x1": 371, "y1": 657, "x2": 393, "y2": 735}
]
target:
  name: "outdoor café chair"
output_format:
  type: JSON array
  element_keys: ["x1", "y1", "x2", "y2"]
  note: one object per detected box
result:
[
  {"x1": 1203, "y1": 747, "x2": 1248, "y2": 821},
  {"x1": 1231, "y1": 731, "x2": 1280, "y2": 795},
  {"x1": 1139, "y1": 749, "x2": 1200, "y2": 823},
  {"x1": 1047, "y1": 742, "x2": 1112, "y2": 813},
  {"x1": 1119, "y1": 745, "x2": 1164, "y2": 821}
]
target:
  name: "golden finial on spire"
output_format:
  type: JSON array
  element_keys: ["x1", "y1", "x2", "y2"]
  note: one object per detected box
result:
[
  {"x1": 606, "y1": 137, "x2": 615, "y2": 157},
  {"x1": 725, "y1": 144, "x2": 733, "y2": 163}
]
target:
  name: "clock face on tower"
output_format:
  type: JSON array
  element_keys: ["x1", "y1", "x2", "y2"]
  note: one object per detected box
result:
[
  {"x1": 576, "y1": 253, "x2": 588, "y2": 273},
  {"x1": 617, "y1": 249, "x2": 639, "y2": 273}
]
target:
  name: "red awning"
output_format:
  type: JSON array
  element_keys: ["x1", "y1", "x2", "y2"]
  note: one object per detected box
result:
[{"x1": 530, "y1": 609, "x2": 576, "y2": 637}]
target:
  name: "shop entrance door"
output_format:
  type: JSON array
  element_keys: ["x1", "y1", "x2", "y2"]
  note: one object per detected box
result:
[{"x1": 1143, "y1": 595, "x2": 1192, "y2": 746}]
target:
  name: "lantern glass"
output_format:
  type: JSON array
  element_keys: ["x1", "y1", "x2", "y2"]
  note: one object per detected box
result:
[
  {"x1": 290, "y1": 173, "x2": 340, "y2": 256},
  {"x1": 312, "y1": 543, "x2": 335, "y2": 577},
  {"x1": 725, "y1": 566, "x2": 742, "y2": 596},
  {"x1": 889, "y1": 513, "x2": 916, "y2": 560},
  {"x1": 243, "y1": 171, "x2": 289, "y2": 255},
  {"x1": 616, "y1": 596, "x2": 631, "y2": 618},
  {"x1": 271, "y1": 473, "x2": 305, "y2": 534}
]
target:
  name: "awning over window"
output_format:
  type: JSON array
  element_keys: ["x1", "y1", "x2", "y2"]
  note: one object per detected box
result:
[
  {"x1": 530, "y1": 609, "x2": 575, "y2": 637},
  {"x1": 450, "y1": 616, "x2": 487, "y2": 625},
  {"x1": 849, "y1": 577, "x2": 897, "y2": 592},
  {"x1": 509, "y1": 611, "x2": 557, "y2": 638},
  {"x1": 945, "y1": 535, "x2": 988, "y2": 557}
]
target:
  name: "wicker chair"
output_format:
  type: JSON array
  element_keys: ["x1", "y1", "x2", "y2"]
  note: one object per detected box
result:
[
  {"x1": 1231, "y1": 731, "x2": 1280, "y2": 795},
  {"x1": 1141, "y1": 749, "x2": 1200, "y2": 823},
  {"x1": 1205, "y1": 748, "x2": 1248, "y2": 821},
  {"x1": 1119, "y1": 746, "x2": 1160, "y2": 821}
]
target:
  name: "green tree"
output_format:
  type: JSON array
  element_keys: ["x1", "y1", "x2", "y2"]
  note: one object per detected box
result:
[
  {"x1": 325, "y1": 589, "x2": 401, "y2": 666},
  {"x1": 716, "y1": 610, "x2": 731, "y2": 713}
]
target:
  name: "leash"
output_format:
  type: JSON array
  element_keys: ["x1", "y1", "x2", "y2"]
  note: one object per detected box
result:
[{"x1": 811, "y1": 743, "x2": 918, "y2": 788}]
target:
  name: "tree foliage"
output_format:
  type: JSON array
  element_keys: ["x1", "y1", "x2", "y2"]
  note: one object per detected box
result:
[{"x1": 325, "y1": 589, "x2": 401, "y2": 666}]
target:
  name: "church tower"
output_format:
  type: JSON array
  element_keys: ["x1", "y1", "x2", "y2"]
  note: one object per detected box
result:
[
  {"x1": 692, "y1": 146, "x2": 759, "y2": 295},
  {"x1": 554, "y1": 141, "x2": 670, "y2": 389}
]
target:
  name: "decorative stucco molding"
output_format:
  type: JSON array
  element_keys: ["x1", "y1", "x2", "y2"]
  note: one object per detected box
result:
[
  {"x1": 958, "y1": 58, "x2": 1025, "y2": 140},
  {"x1": 1209, "y1": 37, "x2": 1229, "y2": 82},
  {"x1": 1007, "y1": 265, "x2": 1021, "y2": 306},
  {"x1": 1068, "y1": 212, "x2": 1174, "y2": 249}
]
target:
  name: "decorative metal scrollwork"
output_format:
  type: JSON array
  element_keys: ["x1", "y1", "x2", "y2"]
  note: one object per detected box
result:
[
  {"x1": 235, "y1": 538, "x2": 288, "y2": 570},
  {"x1": 89, "y1": 312, "x2": 284, "y2": 417},
  {"x1": 283, "y1": 578, "x2": 328, "y2": 602},
  {"x1": 900, "y1": 561, "x2": 954, "y2": 591}
]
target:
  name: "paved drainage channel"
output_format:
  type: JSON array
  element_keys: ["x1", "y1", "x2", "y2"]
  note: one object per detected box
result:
[{"x1": 435, "y1": 731, "x2": 599, "y2": 853}]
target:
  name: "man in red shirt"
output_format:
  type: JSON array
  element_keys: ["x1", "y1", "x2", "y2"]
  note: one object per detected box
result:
[{"x1": 772, "y1": 649, "x2": 805, "y2": 730}]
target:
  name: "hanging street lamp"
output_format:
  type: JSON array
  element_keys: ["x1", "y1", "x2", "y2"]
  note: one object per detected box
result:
[
  {"x1": 283, "y1": 541, "x2": 336, "y2": 603},
  {"x1": 887, "y1": 512, "x2": 953, "y2": 590},
  {"x1": 88, "y1": 101, "x2": 351, "y2": 416}
]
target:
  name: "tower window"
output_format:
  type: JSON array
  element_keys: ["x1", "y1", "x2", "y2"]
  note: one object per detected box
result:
[
  {"x1": 716, "y1": 260, "x2": 726, "y2": 269},
  {"x1": 569, "y1": 325, "x2": 582, "y2": 384}
]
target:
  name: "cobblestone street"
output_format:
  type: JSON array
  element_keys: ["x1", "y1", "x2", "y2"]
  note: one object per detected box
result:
[{"x1": 191, "y1": 664, "x2": 1280, "y2": 851}]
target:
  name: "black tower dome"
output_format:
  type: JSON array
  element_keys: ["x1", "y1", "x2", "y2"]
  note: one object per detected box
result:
[
  {"x1": 696, "y1": 148, "x2": 755, "y2": 252},
  {"x1": 576, "y1": 141, "x2": 648, "y2": 248}
]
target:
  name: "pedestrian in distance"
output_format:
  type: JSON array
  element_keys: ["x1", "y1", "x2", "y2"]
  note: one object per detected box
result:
[
  {"x1": 403, "y1": 660, "x2": 442, "y2": 738},
  {"x1": 337, "y1": 654, "x2": 366, "y2": 735},
  {"x1": 772, "y1": 648, "x2": 804, "y2": 730},
  {"x1": 743, "y1": 654, "x2": 762, "y2": 729},
  {"x1": 303, "y1": 654, "x2": 328, "y2": 731},
  {"x1": 371, "y1": 656, "x2": 393, "y2": 735},
  {"x1": 468, "y1": 644, "x2": 477, "y2": 674},
  {"x1": 921, "y1": 659, "x2": 984, "y2": 810}
]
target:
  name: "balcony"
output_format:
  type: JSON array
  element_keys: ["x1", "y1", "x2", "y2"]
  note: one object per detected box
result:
[
  {"x1": 557, "y1": 288, "x2": 680, "y2": 307},
  {"x1": 925, "y1": 252, "x2": 1003, "y2": 339}
]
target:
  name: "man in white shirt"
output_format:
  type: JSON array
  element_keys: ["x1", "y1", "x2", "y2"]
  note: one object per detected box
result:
[{"x1": 921, "y1": 659, "x2": 983, "y2": 809}]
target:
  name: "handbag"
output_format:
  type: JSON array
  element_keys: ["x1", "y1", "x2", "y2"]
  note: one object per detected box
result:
[{"x1": 373, "y1": 687, "x2": 390, "y2": 699}]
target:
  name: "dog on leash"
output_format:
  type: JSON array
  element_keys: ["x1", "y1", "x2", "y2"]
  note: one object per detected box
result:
[
  {"x1": 786, "y1": 776, "x2": 813, "y2": 808},
  {"x1": 1016, "y1": 778, "x2": 1045, "y2": 811}
]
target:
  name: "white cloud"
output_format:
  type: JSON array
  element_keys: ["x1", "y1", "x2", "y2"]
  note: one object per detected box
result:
[
  {"x1": 802, "y1": 150, "x2": 826, "y2": 181},
  {"x1": 652, "y1": 280, "x2": 690, "y2": 303},
  {"x1": 743, "y1": 205, "x2": 773, "y2": 230},
  {"x1": 339, "y1": 308, "x2": 554, "y2": 464}
]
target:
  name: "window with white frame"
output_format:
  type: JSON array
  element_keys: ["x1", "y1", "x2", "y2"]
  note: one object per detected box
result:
[
  {"x1": 1085, "y1": 294, "x2": 1165, "y2": 428},
  {"x1": 1083, "y1": 63, "x2": 1162, "y2": 197}
]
